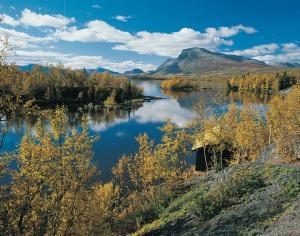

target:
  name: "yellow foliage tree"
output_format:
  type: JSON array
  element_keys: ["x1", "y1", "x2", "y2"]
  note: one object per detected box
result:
[
  {"x1": 104, "y1": 89, "x2": 117, "y2": 109},
  {"x1": 267, "y1": 86, "x2": 300, "y2": 162},
  {"x1": 2, "y1": 108, "x2": 117, "y2": 235}
]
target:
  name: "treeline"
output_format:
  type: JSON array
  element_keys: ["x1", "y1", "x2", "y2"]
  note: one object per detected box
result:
[
  {"x1": 0, "y1": 64, "x2": 143, "y2": 106},
  {"x1": 227, "y1": 71, "x2": 297, "y2": 93},
  {"x1": 0, "y1": 85, "x2": 299, "y2": 235}
]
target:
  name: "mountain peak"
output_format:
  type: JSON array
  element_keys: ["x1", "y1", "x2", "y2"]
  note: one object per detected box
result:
[
  {"x1": 178, "y1": 47, "x2": 215, "y2": 61},
  {"x1": 181, "y1": 47, "x2": 210, "y2": 53},
  {"x1": 154, "y1": 47, "x2": 270, "y2": 75}
]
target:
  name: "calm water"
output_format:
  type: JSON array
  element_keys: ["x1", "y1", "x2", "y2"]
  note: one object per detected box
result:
[{"x1": 0, "y1": 79, "x2": 268, "y2": 181}]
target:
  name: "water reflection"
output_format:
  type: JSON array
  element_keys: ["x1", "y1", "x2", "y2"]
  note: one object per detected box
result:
[{"x1": 1, "y1": 79, "x2": 270, "y2": 181}]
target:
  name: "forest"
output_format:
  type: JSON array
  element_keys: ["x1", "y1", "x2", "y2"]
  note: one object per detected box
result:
[
  {"x1": 1, "y1": 73, "x2": 299, "y2": 234},
  {"x1": 161, "y1": 71, "x2": 300, "y2": 93},
  {"x1": 0, "y1": 51, "x2": 143, "y2": 108},
  {"x1": 227, "y1": 71, "x2": 299, "y2": 92},
  {"x1": 0, "y1": 37, "x2": 300, "y2": 235}
]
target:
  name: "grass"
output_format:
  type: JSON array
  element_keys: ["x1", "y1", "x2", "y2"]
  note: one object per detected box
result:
[{"x1": 135, "y1": 164, "x2": 300, "y2": 235}]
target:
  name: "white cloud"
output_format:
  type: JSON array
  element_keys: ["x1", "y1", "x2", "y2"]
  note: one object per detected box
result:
[
  {"x1": 281, "y1": 43, "x2": 298, "y2": 52},
  {"x1": 113, "y1": 15, "x2": 133, "y2": 22},
  {"x1": 54, "y1": 20, "x2": 134, "y2": 43},
  {"x1": 10, "y1": 6, "x2": 16, "y2": 10},
  {"x1": 227, "y1": 43, "x2": 300, "y2": 64},
  {"x1": 0, "y1": 26, "x2": 52, "y2": 48},
  {"x1": 19, "y1": 9, "x2": 75, "y2": 28},
  {"x1": 0, "y1": 9, "x2": 265, "y2": 67},
  {"x1": 113, "y1": 25, "x2": 256, "y2": 57},
  {"x1": 0, "y1": 14, "x2": 20, "y2": 26},
  {"x1": 10, "y1": 49, "x2": 156, "y2": 72},
  {"x1": 91, "y1": 4, "x2": 102, "y2": 9},
  {"x1": 53, "y1": 21, "x2": 256, "y2": 57},
  {"x1": 229, "y1": 43, "x2": 279, "y2": 56},
  {"x1": 205, "y1": 24, "x2": 257, "y2": 38},
  {"x1": 107, "y1": 60, "x2": 156, "y2": 72},
  {"x1": 113, "y1": 28, "x2": 233, "y2": 57}
]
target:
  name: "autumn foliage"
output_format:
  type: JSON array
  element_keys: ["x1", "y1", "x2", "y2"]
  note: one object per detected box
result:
[
  {"x1": 161, "y1": 77, "x2": 194, "y2": 90},
  {"x1": 227, "y1": 71, "x2": 297, "y2": 92},
  {"x1": 0, "y1": 64, "x2": 143, "y2": 106}
]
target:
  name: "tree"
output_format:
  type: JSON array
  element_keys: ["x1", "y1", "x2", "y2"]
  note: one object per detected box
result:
[
  {"x1": 112, "y1": 122, "x2": 192, "y2": 233},
  {"x1": 2, "y1": 108, "x2": 114, "y2": 235},
  {"x1": 267, "y1": 86, "x2": 300, "y2": 162},
  {"x1": 104, "y1": 90, "x2": 117, "y2": 109},
  {"x1": 233, "y1": 105, "x2": 267, "y2": 163}
]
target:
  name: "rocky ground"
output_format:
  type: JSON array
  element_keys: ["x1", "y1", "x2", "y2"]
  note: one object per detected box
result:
[{"x1": 135, "y1": 163, "x2": 300, "y2": 236}]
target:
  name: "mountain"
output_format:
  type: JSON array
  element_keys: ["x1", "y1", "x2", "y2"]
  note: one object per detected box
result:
[
  {"x1": 273, "y1": 62, "x2": 300, "y2": 68},
  {"x1": 154, "y1": 47, "x2": 271, "y2": 75},
  {"x1": 86, "y1": 67, "x2": 121, "y2": 75},
  {"x1": 18, "y1": 64, "x2": 50, "y2": 72},
  {"x1": 124, "y1": 68, "x2": 145, "y2": 76},
  {"x1": 18, "y1": 64, "x2": 122, "y2": 76}
]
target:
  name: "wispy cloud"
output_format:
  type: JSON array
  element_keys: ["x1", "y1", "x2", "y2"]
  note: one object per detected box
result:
[
  {"x1": 91, "y1": 4, "x2": 101, "y2": 9},
  {"x1": 113, "y1": 15, "x2": 133, "y2": 22},
  {"x1": 226, "y1": 43, "x2": 300, "y2": 64},
  {"x1": 53, "y1": 20, "x2": 134, "y2": 43},
  {"x1": 0, "y1": 14, "x2": 20, "y2": 26},
  {"x1": 0, "y1": 26, "x2": 53, "y2": 48},
  {"x1": 229, "y1": 43, "x2": 279, "y2": 57},
  {"x1": 205, "y1": 25, "x2": 257, "y2": 37},
  {"x1": 0, "y1": 9, "x2": 75, "y2": 28},
  {"x1": 19, "y1": 9, "x2": 75, "y2": 28}
]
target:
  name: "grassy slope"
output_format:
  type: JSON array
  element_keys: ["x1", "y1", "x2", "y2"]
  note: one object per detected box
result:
[{"x1": 135, "y1": 164, "x2": 300, "y2": 236}]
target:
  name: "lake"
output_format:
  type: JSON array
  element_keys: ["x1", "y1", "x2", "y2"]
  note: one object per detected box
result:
[{"x1": 0, "y1": 79, "x2": 269, "y2": 181}]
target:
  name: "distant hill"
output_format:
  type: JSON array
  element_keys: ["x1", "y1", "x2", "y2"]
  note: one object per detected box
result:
[
  {"x1": 18, "y1": 64, "x2": 122, "y2": 76},
  {"x1": 154, "y1": 47, "x2": 271, "y2": 75},
  {"x1": 18, "y1": 64, "x2": 50, "y2": 72},
  {"x1": 124, "y1": 68, "x2": 145, "y2": 76},
  {"x1": 86, "y1": 67, "x2": 121, "y2": 75},
  {"x1": 272, "y1": 62, "x2": 300, "y2": 68}
]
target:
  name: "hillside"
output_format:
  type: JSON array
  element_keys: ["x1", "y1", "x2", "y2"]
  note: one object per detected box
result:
[
  {"x1": 124, "y1": 68, "x2": 145, "y2": 76},
  {"x1": 18, "y1": 64, "x2": 50, "y2": 72},
  {"x1": 154, "y1": 48, "x2": 271, "y2": 75},
  {"x1": 136, "y1": 163, "x2": 300, "y2": 235}
]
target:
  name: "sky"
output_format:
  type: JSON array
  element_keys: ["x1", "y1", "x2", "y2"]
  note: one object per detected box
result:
[{"x1": 0, "y1": 0, "x2": 300, "y2": 72}]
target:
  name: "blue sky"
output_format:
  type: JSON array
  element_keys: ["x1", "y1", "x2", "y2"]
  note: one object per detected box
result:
[{"x1": 0, "y1": 0, "x2": 300, "y2": 72}]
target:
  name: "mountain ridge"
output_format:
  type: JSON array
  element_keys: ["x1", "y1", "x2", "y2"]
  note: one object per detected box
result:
[{"x1": 153, "y1": 47, "x2": 271, "y2": 75}]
